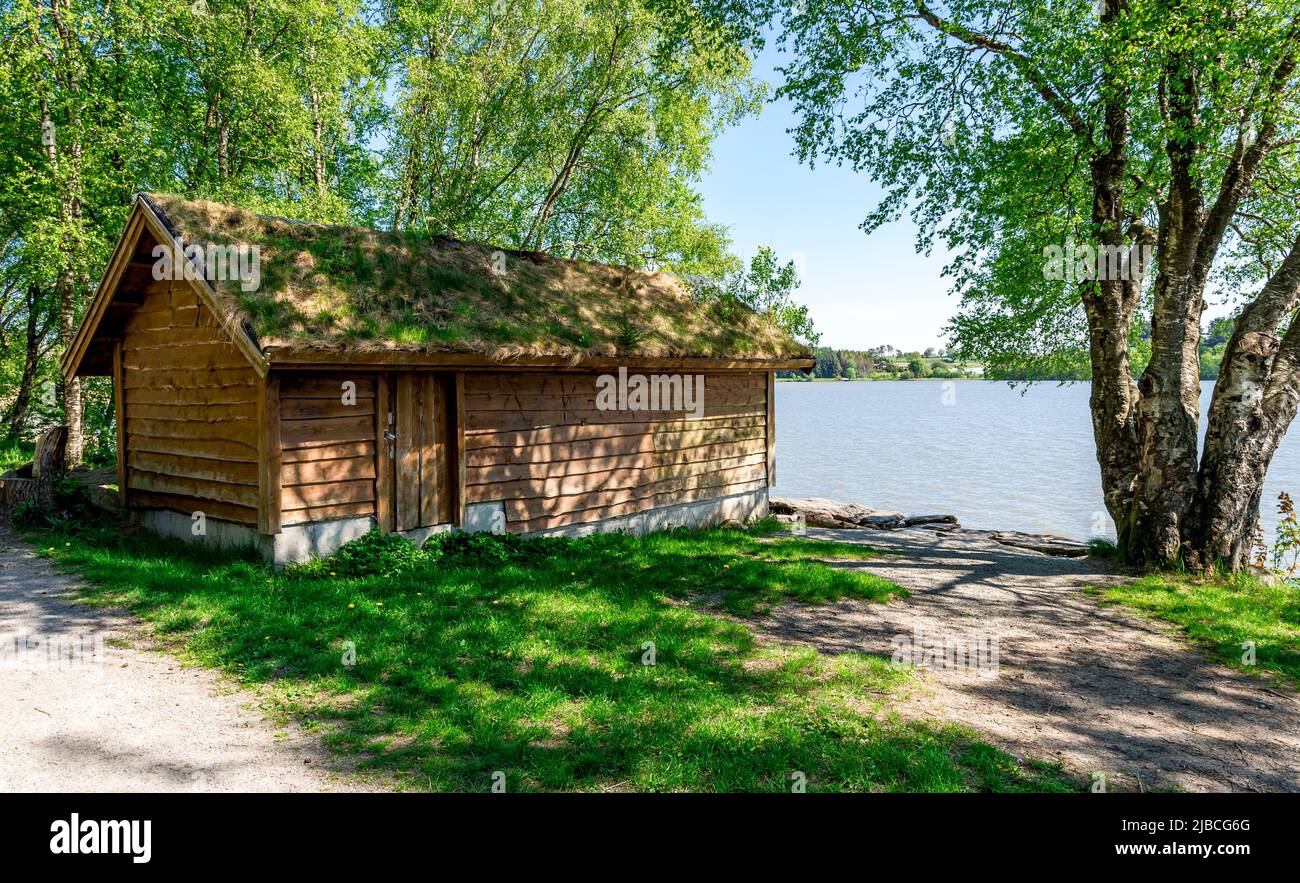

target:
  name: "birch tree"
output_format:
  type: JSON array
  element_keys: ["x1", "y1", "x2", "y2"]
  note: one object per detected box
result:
[{"x1": 708, "y1": 0, "x2": 1300, "y2": 570}]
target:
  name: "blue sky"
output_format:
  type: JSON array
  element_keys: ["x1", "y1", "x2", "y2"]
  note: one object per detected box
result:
[{"x1": 696, "y1": 47, "x2": 956, "y2": 352}]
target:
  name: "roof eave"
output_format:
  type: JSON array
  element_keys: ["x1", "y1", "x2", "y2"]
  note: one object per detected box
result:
[{"x1": 263, "y1": 345, "x2": 814, "y2": 373}]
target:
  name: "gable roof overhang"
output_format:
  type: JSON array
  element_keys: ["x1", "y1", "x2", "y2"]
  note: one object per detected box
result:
[{"x1": 60, "y1": 195, "x2": 269, "y2": 381}]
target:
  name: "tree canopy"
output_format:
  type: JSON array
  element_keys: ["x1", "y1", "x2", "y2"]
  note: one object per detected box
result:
[{"x1": 0, "y1": 0, "x2": 807, "y2": 462}]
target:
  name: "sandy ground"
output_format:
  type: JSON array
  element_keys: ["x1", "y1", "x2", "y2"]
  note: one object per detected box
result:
[
  {"x1": 0, "y1": 525, "x2": 370, "y2": 792},
  {"x1": 757, "y1": 527, "x2": 1300, "y2": 792}
]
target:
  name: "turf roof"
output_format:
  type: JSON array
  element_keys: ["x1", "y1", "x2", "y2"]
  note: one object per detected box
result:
[{"x1": 142, "y1": 193, "x2": 811, "y2": 364}]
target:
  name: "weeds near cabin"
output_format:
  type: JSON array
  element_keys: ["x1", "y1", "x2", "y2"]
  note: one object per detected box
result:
[
  {"x1": 1271, "y1": 492, "x2": 1300, "y2": 582},
  {"x1": 9, "y1": 478, "x2": 105, "y2": 531},
  {"x1": 297, "y1": 529, "x2": 423, "y2": 579},
  {"x1": 24, "y1": 521, "x2": 1077, "y2": 792},
  {"x1": 743, "y1": 516, "x2": 790, "y2": 536},
  {"x1": 1085, "y1": 537, "x2": 1121, "y2": 560},
  {"x1": 0, "y1": 439, "x2": 35, "y2": 472}
]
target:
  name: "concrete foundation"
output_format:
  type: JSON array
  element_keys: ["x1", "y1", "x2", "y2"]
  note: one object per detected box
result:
[
  {"x1": 132, "y1": 508, "x2": 375, "y2": 566},
  {"x1": 519, "y1": 487, "x2": 769, "y2": 538},
  {"x1": 463, "y1": 501, "x2": 506, "y2": 534},
  {"x1": 133, "y1": 508, "x2": 276, "y2": 558},
  {"x1": 130, "y1": 486, "x2": 770, "y2": 564}
]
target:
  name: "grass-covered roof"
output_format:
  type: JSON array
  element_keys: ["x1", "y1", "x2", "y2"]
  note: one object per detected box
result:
[{"x1": 142, "y1": 193, "x2": 811, "y2": 364}]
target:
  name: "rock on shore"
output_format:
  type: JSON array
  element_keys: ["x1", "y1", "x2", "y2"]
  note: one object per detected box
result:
[
  {"x1": 769, "y1": 497, "x2": 958, "y2": 531},
  {"x1": 769, "y1": 496, "x2": 1092, "y2": 557},
  {"x1": 977, "y1": 531, "x2": 1091, "y2": 558}
]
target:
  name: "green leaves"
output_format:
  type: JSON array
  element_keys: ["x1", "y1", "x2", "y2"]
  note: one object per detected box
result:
[
  {"x1": 0, "y1": 0, "x2": 789, "y2": 439},
  {"x1": 688, "y1": 244, "x2": 818, "y2": 344},
  {"x1": 382, "y1": 0, "x2": 761, "y2": 276},
  {"x1": 724, "y1": 0, "x2": 1300, "y2": 376}
]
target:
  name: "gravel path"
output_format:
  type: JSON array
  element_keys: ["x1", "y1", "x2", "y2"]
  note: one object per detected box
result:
[
  {"x1": 758, "y1": 527, "x2": 1300, "y2": 793},
  {"x1": 0, "y1": 525, "x2": 370, "y2": 792}
]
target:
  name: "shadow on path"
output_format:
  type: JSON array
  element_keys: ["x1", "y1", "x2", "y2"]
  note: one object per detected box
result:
[{"x1": 758, "y1": 527, "x2": 1300, "y2": 793}]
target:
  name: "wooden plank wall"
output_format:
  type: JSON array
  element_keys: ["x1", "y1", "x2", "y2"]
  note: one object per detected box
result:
[
  {"x1": 121, "y1": 279, "x2": 261, "y2": 524},
  {"x1": 277, "y1": 374, "x2": 378, "y2": 526},
  {"x1": 463, "y1": 371, "x2": 769, "y2": 533}
]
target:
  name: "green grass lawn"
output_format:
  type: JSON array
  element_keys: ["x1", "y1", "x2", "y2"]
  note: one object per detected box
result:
[
  {"x1": 1097, "y1": 572, "x2": 1300, "y2": 688},
  {"x1": 0, "y1": 438, "x2": 34, "y2": 472},
  {"x1": 23, "y1": 519, "x2": 1080, "y2": 792}
]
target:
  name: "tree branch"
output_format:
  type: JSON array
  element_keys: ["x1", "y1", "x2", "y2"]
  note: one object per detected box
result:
[{"x1": 912, "y1": 0, "x2": 1091, "y2": 142}]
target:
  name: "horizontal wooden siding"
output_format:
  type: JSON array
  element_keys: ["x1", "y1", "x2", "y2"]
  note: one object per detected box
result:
[
  {"x1": 463, "y1": 371, "x2": 769, "y2": 533},
  {"x1": 277, "y1": 374, "x2": 378, "y2": 526},
  {"x1": 122, "y1": 279, "x2": 260, "y2": 524}
]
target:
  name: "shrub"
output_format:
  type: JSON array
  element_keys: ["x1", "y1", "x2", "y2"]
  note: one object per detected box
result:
[
  {"x1": 10, "y1": 478, "x2": 102, "y2": 531},
  {"x1": 744, "y1": 516, "x2": 788, "y2": 536},
  {"x1": 52, "y1": 477, "x2": 100, "y2": 522},
  {"x1": 1272, "y1": 492, "x2": 1299, "y2": 583},
  {"x1": 424, "y1": 530, "x2": 574, "y2": 567},
  {"x1": 10, "y1": 500, "x2": 58, "y2": 530},
  {"x1": 308, "y1": 528, "x2": 422, "y2": 578}
]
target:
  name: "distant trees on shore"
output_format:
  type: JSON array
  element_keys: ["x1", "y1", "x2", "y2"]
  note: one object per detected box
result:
[
  {"x1": 781, "y1": 346, "x2": 974, "y2": 380},
  {"x1": 984, "y1": 317, "x2": 1234, "y2": 381}
]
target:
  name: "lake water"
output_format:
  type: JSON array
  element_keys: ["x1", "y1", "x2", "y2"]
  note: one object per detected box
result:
[{"x1": 773, "y1": 380, "x2": 1300, "y2": 542}]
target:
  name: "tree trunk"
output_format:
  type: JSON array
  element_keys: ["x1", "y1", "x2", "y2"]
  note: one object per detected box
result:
[
  {"x1": 1085, "y1": 278, "x2": 1141, "y2": 527},
  {"x1": 37, "y1": 84, "x2": 85, "y2": 467},
  {"x1": 309, "y1": 87, "x2": 326, "y2": 195},
  {"x1": 1118, "y1": 64, "x2": 1207, "y2": 565},
  {"x1": 32, "y1": 425, "x2": 69, "y2": 503},
  {"x1": 57, "y1": 264, "x2": 82, "y2": 466},
  {"x1": 1122, "y1": 50, "x2": 1291, "y2": 569},
  {"x1": 1186, "y1": 237, "x2": 1300, "y2": 569},
  {"x1": 1125, "y1": 260, "x2": 1205, "y2": 564},
  {"x1": 1081, "y1": 63, "x2": 1144, "y2": 544},
  {"x1": 4, "y1": 285, "x2": 43, "y2": 440}
]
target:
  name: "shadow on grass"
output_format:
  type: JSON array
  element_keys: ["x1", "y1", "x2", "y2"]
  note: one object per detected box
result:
[
  {"x1": 1098, "y1": 571, "x2": 1300, "y2": 690},
  {"x1": 28, "y1": 521, "x2": 1079, "y2": 792}
]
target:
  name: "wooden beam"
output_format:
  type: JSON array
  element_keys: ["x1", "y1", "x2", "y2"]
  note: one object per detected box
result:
[
  {"x1": 456, "y1": 372, "x2": 467, "y2": 527},
  {"x1": 394, "y1": 373, "x2": 419, "y2": 531},
  {"x1": 374, "y1": 374, "x2": 393, "y2": 532},
  {"x1": 766, "y1": 371, "x2": 776, "y2": 487},
  {"x1": 257, "y1": 375, "x2": 282, "y2": 534},
  {"x1": 112, "y1": 340, "x2": 127, "y2": 507},
  {"x1": 435, "y1": 374, "x2": 455, "y2": 525},
  {"x1": 417, "y1": 374, "x2": 437, "y2": 526}
]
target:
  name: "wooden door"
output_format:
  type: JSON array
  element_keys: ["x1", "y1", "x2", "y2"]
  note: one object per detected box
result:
[{"x1": 385, "y1": 372, "x2": 456, "y2": 531}]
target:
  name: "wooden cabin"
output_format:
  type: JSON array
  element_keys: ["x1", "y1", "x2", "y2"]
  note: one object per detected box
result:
[{"x1": 62, "y1": 194, "x2": 813, "y2": 563}]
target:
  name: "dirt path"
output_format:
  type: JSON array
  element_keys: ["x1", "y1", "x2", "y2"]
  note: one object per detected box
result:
[
  {"x1": 0, "y1": 525, "x2": 371, "y2": 792},
  {"x1": 759, "y1": 527, "x2": 1300, "y2": 793}
]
